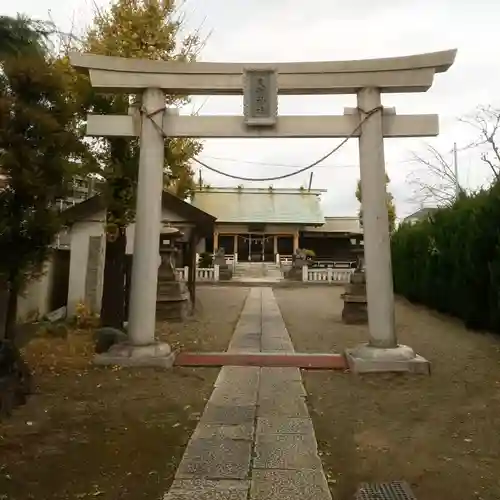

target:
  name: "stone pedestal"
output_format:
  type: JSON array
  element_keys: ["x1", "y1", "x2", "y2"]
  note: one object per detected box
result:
[
  {"x1": 342, "y1": 268, "x2": 431, "y2": 374},
  {"x1": 213, "y1": 248, "x2": 233, "y2": 281},
  {"x1": 156, "y1": 250, "x2": 191, "y2": 321},
  {"x1": 157, "y1": 280, "x2": 191, "y2": 321},
  {"x1": 94, "y1": 341, "x2": 176, "y2": 368},
  {"x1": 341, "y1": 270, "x2": 368, "y2": 324},
  {"x1": 284, "y1": 250, "x2": 308, "y2": 281},
  {"x1": 345, "y1": 343, "x2": 430, "y2": 374},
  {"x1": 286, "y1": 260, "x2": 307, "y2": 280}
]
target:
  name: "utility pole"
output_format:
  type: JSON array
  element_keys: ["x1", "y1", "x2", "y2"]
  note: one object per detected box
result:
[
  {"x1": 453, "y1": 142, "x2": 459, "y2": 197},
  {"x1": 308, "y1": 171, "x2": 314, "y2": 191}
]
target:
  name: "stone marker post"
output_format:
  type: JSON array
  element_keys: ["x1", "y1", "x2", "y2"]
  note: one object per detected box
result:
[
  {"x1": 156, "y1": 227, "x2": 191, "y2": 320},
  {"x1": 213, "y1": 248, "x2": 233, "y2": 280}
]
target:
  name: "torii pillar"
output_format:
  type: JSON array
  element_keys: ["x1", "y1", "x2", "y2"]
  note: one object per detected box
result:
[
  {"x1": 97, "y1": 88, "x2": 175, "y2": 367},
  {"x1": 70, "y1": 49, "x2": 456, "y2": 372},
  {"x1": 345, "y1": 91, "x2": 429, "y2": 373}
]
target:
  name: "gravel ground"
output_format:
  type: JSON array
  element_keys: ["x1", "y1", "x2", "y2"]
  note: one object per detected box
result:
[
  {"x1": 275, "y1": 286, "x2": 500, "y2": 500},
  {"x1": 0, "y1": 286, "x2": 249, "y2": 500}
]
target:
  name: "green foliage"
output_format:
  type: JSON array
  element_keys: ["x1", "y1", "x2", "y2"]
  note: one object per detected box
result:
[
  {"x1": 0, "y1": 15, "x2": 85, "y2": 336},
  {"x1": 63, "y1": 0, "x2": 206, "y2": 327},
  {"x1": 0, "y1": 15, "x2": 52, "y2": 59},
  {"x1": 355, "y1": 173, "x2": 396, "y2": 232},
  {"x1": 0, "y1": 18, "x2": 84, "y2": 286},
  {"x1": 76, "y1": 0, "x2": 204, "y2": 222},
  {"x1": 391, "y1": 182, "x2": 500, "y2": 332}
]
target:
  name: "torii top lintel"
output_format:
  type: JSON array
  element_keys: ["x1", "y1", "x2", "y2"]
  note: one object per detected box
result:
[{"x1": 70, "y1": 49, "x2": 457, "y2": 96}]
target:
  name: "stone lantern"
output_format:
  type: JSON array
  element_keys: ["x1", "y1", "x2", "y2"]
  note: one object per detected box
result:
[
  {"x1": 350, "y1": 236, "x2": 365, "y2": 270},
  {"x1": 341, "y1": 236, "x2": 367, "y2": 324},
  {"x1": 284, "y1": 248, "x2": 308, "y2": 281},
  {"x1": 156, "y1": 225, "x2": 191, "y2": 320},
  {"x1": 213, "y1": 247, "x2": 233, "y2": 280}
]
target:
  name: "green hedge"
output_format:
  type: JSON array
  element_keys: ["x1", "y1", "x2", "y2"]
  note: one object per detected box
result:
[{"x1": 391, "y1": 182, "x2": 500, "y2": 333}]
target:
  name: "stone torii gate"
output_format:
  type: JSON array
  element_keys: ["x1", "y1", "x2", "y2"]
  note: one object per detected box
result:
[{"x1": 70, "y1": 49, "x2": 456, "y2": 371}]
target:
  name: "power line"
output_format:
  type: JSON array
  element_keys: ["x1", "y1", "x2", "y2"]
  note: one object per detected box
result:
[
  {"x1": 144, "y1": 105, "x2": 412, "y2": 182},
  {"x1": 189, "y1": 106, "x2": 382, "y2": 182},
  {"x1": 199, "y1": 155, "x2": 359, "y2": 169},
  {"x1": 198, "y1": 154, "x2": 410, "y2": 170}
]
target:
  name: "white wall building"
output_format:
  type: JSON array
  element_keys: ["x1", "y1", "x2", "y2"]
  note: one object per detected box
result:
[{"x1": 18, "y1": 192, "x2": 215, "y2": 321}]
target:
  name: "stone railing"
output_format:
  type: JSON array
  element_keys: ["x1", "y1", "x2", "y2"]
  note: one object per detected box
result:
[
  {"x1": 278, "y1": 254, "x2": 293, "y2": 265},
  {"x1": 303, "y1": 267, "x2": 353, "y2": 284},
  {"x1": 175, "y1": 266, "x2": 189, "y2": 281},
  {"x1": 310, "y1": 260, "x2": 356, "y2": 269},
  {"x1": 225, "y1": 253, "x2": 237, "y2": 264},
  {"x1": 195, "y1": 253, "x2": 237, "y2": 265},
  {"x1": 175, "y1": 265, "x2": 220, "y2": 281},
  {"x1": 198, "y1": 266, "x2": 219, "y2": 281}
]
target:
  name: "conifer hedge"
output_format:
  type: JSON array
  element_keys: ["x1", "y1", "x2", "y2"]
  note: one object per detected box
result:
[{"x1": 391, "y1": 182, "x2": 500, "y2": 333}]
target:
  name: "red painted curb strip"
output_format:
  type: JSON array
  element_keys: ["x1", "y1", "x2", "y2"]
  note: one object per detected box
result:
[{"x1": 174, "y1": 352, "x2": 347, "y2": 369}]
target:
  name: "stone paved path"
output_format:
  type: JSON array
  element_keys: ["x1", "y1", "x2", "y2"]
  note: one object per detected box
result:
[{"x1": 164, "y1": 287, "x2": 332, "y2": 500}]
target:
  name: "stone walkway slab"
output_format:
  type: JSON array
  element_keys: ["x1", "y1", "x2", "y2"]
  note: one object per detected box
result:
[
  {"x1": 167, "y1": 479, "x2": 249, "y2": 500},
  {"x1": 176, "y1": 438, "x2": 252, "y2": 479},
  {"x1": 163, "y1": 287, "x2": 332, "y2": 500},
  {"x1": 254, "y1": 433, "x2": 322, "y2": 469},
  {"x1": 256, "y1": 417, "x2": 315, "y2": 435},
  {"x1": 251, "y1": 470, "x2": 331, "y2": 500}
]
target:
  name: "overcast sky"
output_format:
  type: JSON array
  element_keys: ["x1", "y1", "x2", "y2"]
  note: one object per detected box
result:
[{"x1": 3, "y1": 0, "x2": 500, "y2": 218}]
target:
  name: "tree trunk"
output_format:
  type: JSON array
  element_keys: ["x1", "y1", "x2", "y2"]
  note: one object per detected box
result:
[
  {"x1": 4, "y1": 276, "x2": 19, "y2": 341},
  {"x1": 100, "y1": 222, "x2": 126, "y2": 330},
  {"x1": 0, "y1": 276, "x2": 8, "y2": 340}
]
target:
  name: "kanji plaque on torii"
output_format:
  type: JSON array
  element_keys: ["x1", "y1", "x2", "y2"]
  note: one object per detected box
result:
[
  {"x1": 243, "y1": 68, "x2": 278, "y2": 127},
  {"x1": 71, "y1": 49, "x2": 456, "y2": 373}
]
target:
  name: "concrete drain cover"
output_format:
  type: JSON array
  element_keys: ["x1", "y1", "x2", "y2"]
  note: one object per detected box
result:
[{"x1": 355, "y1": 481, "x2": 417, "y2": 500}]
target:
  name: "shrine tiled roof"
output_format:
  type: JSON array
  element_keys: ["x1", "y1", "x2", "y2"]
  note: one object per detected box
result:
[
  {"x1": 304, "y1": 217, "x2": 362, "y2": 234},
  {"x1": 190, "y1": 187, "x2": 325, "y2": 225},
  {"x1": 62, "y1": 191, "x2": 216, "y2": 235}
]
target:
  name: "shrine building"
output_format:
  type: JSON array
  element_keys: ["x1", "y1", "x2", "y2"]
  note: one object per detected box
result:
[{"x1": 191, "y1": 186, "x2": 363, "y2": 263}]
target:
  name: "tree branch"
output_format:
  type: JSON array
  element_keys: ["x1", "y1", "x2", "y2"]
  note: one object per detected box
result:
[
  {"x1": 460, "y1": 105, "x2": 500, "y2": 180},
  {"x1": 406, "y1": 143, "x2": 462, "y2": 206}
]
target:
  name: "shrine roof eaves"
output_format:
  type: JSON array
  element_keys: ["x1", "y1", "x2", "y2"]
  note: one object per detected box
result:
[
  {"x1": 196, "y1": 187, "x2": 326, "y2": 195},
  {"x1": 191, "y1": 189, "x2": 324, "y2": 225},
  {"x1": 62, "y1": 192, "x2": 216, "y2": 234}
]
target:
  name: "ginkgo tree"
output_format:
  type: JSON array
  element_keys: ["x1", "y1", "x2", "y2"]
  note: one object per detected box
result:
[
  {"x1": 355, "y1": 173, "x2": 397, "y2": 233},
  {"x1": 70, "y1": 0, "x2": 205, "y2": 329}
]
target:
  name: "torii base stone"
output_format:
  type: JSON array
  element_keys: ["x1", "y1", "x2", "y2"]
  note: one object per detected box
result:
[
  {"x1": 94, "y1": 342, "x2": 176, "y2": 368},
  {"x1": 345, "y1": 343, "x2": 430, "y2": 374}
]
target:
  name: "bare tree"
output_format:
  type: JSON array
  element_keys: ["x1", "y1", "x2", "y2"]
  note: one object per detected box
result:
[
  {"x1": 406, "y1": 143, "x2": 464, "y2": 206},
  {"x1": 406, "y1": 105, "x2": 500, "y2": 208},
  {"x1": 460, "y1": 105, "x2": 500, "y2": 181}
]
